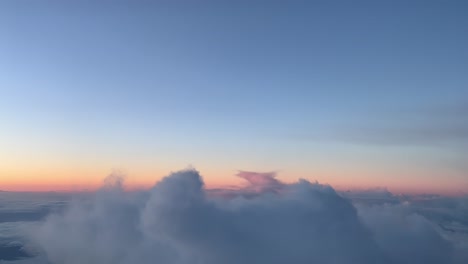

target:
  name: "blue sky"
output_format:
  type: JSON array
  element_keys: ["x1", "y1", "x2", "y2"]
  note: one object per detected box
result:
[{"x1": 0, "y1": 1, "x2": 467, "y2": 193}]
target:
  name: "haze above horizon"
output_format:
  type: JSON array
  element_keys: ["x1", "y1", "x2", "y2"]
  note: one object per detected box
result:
[{"x1": 1, "y1": 1, "x2": 467, "y2": 195}]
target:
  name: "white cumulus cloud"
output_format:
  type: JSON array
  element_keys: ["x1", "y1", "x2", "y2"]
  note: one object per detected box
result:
[{"x1": 16, "y1": 169, "x2": 466, "y2": 264}]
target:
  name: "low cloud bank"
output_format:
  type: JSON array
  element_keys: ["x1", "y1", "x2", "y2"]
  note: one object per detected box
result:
[{"x1": 20, "y1": 169, "x2": 467, "y2": 264}]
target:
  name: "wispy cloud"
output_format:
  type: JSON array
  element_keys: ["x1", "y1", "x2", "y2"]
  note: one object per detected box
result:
[{"x1": 298, "y1": 102, "x2": 468, "y2": 147}]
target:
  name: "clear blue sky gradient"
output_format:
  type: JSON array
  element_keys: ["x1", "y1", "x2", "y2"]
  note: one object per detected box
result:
[{"x1": 1, "y1": 1, "x2": 467, "y2": 192}]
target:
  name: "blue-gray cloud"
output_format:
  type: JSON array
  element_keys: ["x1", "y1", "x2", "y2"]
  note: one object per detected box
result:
[
  {"x1": 9, "y1": 169, "x2": 464, "y2": 264},
  {"x1": 298, "y1": 102, "x2": 468, "y2": 147}
]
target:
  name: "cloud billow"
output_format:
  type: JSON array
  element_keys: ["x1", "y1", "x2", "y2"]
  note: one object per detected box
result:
[{"x1": 23, "y1": 169, "x2": 464, "y2": 264}]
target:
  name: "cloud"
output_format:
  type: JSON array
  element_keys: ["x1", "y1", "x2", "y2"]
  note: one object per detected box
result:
[
  {"x1": 235, "y1": 170, "x2": 283, "y2": 192},
  {"x1": 15, "y1": 169, "x2": 467, "y2": 264},
  {"x1": 353, "y1": 103, "x2": 468, "y2": 146},
  {"x1": 340, "y1": 188, "x2": 401, "y2": 206},
  {"x1": 356, "y1": 203, "x2": 456, "y2": 264},
  {"x1": 0, "y1": 241, "x2": 32, "y2": 261},
  {"x1": 340, "y1": 123, "x2": 468, "y2": 146},
  {"x1": 0, "y1": 192, "x2": 69, "y2": 224},
  {"x1": 296, "y1": 102, "x2": 468, "y2": 147},
  {"x1": 207, "y1": 171, "x2": 283, "y2": 199}
]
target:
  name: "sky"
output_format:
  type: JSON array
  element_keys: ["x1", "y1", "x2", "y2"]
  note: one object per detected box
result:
[{"x1": 0, "y1": 1, "x2": 467, "y2": 194}]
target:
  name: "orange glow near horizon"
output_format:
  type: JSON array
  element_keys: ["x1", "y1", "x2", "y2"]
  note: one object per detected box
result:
[{"x1": 1, "y1": 169, "x2": 466, "y2": 196}]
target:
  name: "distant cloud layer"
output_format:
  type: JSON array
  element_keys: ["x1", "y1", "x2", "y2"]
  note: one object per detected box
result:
[
  {"x1": 298, "y1": 102, "x2": 468, "y2": 147},
  {"x1": 14, "y1": 169, "x2": 467, "y2": 264},
  {"x1": 352, "y1": 103, "x2": 468, "y2": 146}
]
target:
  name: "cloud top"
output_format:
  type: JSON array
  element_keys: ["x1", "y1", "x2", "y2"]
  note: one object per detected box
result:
[{"x1": 22, "y1": 169, "x2": 465, "y2": 264}]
